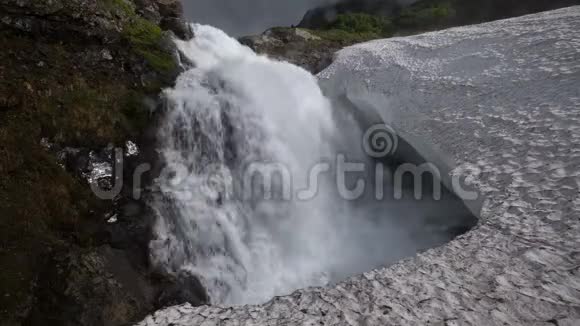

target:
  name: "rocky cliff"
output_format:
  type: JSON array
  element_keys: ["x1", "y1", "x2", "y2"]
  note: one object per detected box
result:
[
  {"x1": 137, "y1": 6, "x2": 580, "y2": 325},
  {"x1": 0, "y1": 1, "x2": 204, "y2": 325},
  {"x1": 239, "y1": 27, "x2": 339, "y2": 74}
]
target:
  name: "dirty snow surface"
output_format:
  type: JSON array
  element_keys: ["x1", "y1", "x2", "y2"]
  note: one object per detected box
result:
[{"x1": 138, "y1": 7, "x2": 580, "y2": 325}]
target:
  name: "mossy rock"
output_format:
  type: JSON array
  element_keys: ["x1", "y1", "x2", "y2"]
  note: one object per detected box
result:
[
  {"x1": 122, "y1": 14, "x2": 178, "y2": 75},
  {"x1": 0, "y1": 18, "x2": 166, "y2": 323}
]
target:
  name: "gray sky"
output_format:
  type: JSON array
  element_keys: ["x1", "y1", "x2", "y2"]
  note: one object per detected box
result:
[{"x1": 182, "y1": 0, "x2": 337, "y2": 36}]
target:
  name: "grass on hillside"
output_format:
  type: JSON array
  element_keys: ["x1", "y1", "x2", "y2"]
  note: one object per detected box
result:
[
  {"x1": 309, "y1": 13, "x2": 394, "y2": 44},
  {"x1": 308, "y1": 1, "x2": 458, "y2": 43}
]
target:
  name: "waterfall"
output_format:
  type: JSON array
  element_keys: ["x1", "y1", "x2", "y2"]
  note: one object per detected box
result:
[{"x1": 150, "y1": 24, "x2": 465, "y2": 305}]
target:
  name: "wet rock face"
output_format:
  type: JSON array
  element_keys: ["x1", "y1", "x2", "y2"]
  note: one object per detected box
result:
[
  {"x1": 0, "y1": 0, "x2": 192, "y2": 41},
  {"x1": 137, "y1": 7, "x2": 580, "y2": 325},
  {"x1": 0, "y1": 0, "x2": 198, "y2": 325},
  {"x1": 239, "y1": 28, "x2": 339, "y2": 74},
  {"x1": 27, "y1": 246, "x2": 155, "y2": 326},
  {"x1": 138, "y1": 0, "x2": 193, "y2": 39},
  {"x1": 0, "y1": 0, "x2": 129, "y2": 42},
  {"x1": 154, "y1": 0, "x2": 183, "y2": 18},
  {"x1": 155, "y1": 272, "x2": 210, "y2": 309}
]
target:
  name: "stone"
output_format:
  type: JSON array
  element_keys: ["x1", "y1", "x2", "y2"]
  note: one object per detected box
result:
[
  {"x1": 155, "y1": 272, "x2": 210, "y2": 309},
  {"x1": 134, "y1": 0, "x2": 162, "y2": 24},
  {"x1": 26, "y1": 246, "x2": 155, "y2": 326},
  {"x1": 160, "y1": 17, "x2": 193, "y2": 40},
  {"x1": 0, "y1": 0, "x2": 129, "y2": 42},
  {"x1": 101, "y1": 49, "x2": 113, "y2": 61},
  {"x1": 238, "y1": 27, "x2": 339, "y2": 74},
  {"x1": 294, "y1": 28, "x2": 322, "y2": 41},
  {"x1": 154, "y1": 0, "x2": 183, "y2": 18}
]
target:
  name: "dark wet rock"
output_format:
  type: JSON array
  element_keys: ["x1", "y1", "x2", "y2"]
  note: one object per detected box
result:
[
  {"x1": 0, "y1": 0, "x2": 199, "y2": 325},
  {"x1": 0, "y1": 0, "x2": 130, "y2": 42},
  {"x1": 132, "y1": 0, "x2": 191, "y2": 39},
  {"x1": 134, "y1": 0, "x2": 163, "y2": 24},
  {"x1": 154, "y1": 0, "x2": 183, "y2": 18},
  {"x1": 155, "y1": 272, "x2": 210, "y2": 309},
  {"x1": 239, "y1": 28, "x2": 339, "y2": 74},
  {"x1": 0, "y1": 0, "x2": 191, "y2": 44},
  {"x1": 160, "y1": 17, "x2": 193, "y2": 40},
  {"x1": 54, "y1": 146, "x2": 114, "y2": 187},
  {"x1": 27, "y1": 246, "x2": 156, "y2": 326},
  {"x1": 29, "y1": 134, "x2": 210, "y2": 326}
]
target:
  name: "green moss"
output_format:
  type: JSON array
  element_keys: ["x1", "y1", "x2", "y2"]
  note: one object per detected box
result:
[
  {"x1": 137, "y1": 48, "x2": 176, "y2": 73},
  {"x1": 305, "y1": 0, "x2": 460, "y2": 43},
  {"x1": 36, "y1": 80, "x2": 118, "y2": 146},
  {"x1": 397, "y1": 1, "x2": 456, "y2": 28},
  {"x1": 100, "y1": 0, "x2": 135, "y2": 17},
  {"x1": 123, "y1": 16, "x2": 164, "y2": 47},
  {"x1": 121, "y1": 91, "x2": 150, "y2": 132},
  {"x1": 122, "y1": 16, "x2": 176, "y2": 73},
  {"x1": 0, "y1": 8, "x2": 172, "y2": 323},
  {"x1": 330, "y1": 13, "x2": 393, "y2": 36},
  {"x1": 101, "y1": 1, "x2": 179, "y2": 74},
  {"x1": 308, "y1": 13, "x2": 393, "y2": 44},
  {"x1": 0, "y1": 113, "x2": 94, "y2": 321}
]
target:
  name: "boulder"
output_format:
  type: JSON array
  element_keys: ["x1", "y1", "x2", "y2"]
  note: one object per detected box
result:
[
  {"x1": 26, "y1": 246, "x2": 155, "y2": 326},
  {"x1": 0, "y1": 0, "x2": 131, "y2": 42},
  {"x1": 160, "y1": 17, "x2": 193, "y2": 40},
  {"x1": 239, "y1": 27, "x2": 339, "y2": 74},
  {"x1": 0, "y1": 0, "x2": 192, "y2": 42},
  {"x1": 154, "y1": 0, "x2": 183, "y2": 18}
]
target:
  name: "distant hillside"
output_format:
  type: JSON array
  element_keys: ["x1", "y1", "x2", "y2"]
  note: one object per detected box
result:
[
  {"x1": 299, "y1": 0, "x2": 580, "y2": 33},
  {"x1": 298, "y1": 0, "x2": 403, "y2": 29}
]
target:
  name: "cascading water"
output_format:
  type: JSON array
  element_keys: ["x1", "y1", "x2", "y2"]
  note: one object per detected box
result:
[{"x1": 150, "y1": 24, "x2": 474, "y2": 305}]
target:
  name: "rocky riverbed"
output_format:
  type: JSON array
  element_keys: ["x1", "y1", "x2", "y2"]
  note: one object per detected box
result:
[{"x1": 138, "y1": 6, "x2": 580, "y2": 326}]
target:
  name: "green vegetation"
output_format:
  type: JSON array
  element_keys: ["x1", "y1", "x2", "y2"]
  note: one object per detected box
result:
[
  {"x1": 330, "y1": 13, "x2": 393, "y2": 36},
  {"x1": 102, "y1": 0, "x2": 135, "y2": 16},
  {"x1": 305, "y1": 0, "x2": 570, "y2": 40},
  {"x1": 37, "y1": 79, "x2": 147, "y2": 146},
  {"x1": 101, "y1": 0, "x2": 176, "y2": 74},
  {"x1": 0, "y1": 1, "x2": 180, "y2": 323},
  {"x1": 123, "y1": 15, "x2": 164, "y2": 46},
  {"x1": 307, "y1": 0, "x2": 459, "y2": 43},
  {"x1": 123, "y1": 16, "x2": 176, "y2": 73},
  {"x1": 0, "y1": 59, "x2": 96, "y2": 319},
  {"x1": 0, "y1": 19, "x2": 166, "y2": 318},
  {"x1": 0, "y1": 9, "x2": 171, "y2": 318},
  {"x1": 310, "y1": 13, "x2": 394, "y2": 44},
  {"x1": 136, "y1": 47, "x2": 176, "y2": 73},
  {"x1": 397, "y1": 1, "x2": 456, "y2": 29}
]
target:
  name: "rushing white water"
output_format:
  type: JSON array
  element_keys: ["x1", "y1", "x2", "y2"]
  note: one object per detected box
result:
[{"x1": 150, "y1": 24, "x2": 470, "y2": 305}]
